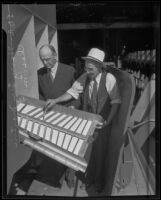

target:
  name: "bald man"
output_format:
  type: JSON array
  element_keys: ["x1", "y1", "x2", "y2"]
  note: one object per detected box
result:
[
  {"x1": 8, "y1": 45, "x2": 78, "y2": 195},
  {"x1": 32, "y1": 45, "x2": 79, "y2": 185},
  {"x1": 38, "y1": 44, "x2": 76, "y2": 103}
]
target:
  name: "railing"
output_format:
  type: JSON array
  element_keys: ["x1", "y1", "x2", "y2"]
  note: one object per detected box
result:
[
  {"x1": 112, "y1": 119, "x2": 155, "y2": 195},
  {"x1": 127, "y1": 123, "x2": 155, "y2": 195},
  {"x1": 112, "y1": 70, "x2": 155, "y2": 195}
]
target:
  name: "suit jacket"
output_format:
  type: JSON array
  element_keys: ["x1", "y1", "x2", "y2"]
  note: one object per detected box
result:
[{"x1": 37, "y1": 63, "x2": 76, "y2": 103}]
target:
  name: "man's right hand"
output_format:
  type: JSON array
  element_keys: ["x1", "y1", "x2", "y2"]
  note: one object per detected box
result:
[{"x1": 44, "y1": 99, "x2": 57, "y2": 112}]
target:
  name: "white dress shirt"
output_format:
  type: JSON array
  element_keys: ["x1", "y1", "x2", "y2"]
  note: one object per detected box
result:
[{"x1": 67, "y1": 72, "x2": 121, "y2": 104}]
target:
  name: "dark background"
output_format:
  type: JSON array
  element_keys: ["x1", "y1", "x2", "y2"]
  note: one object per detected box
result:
[{"x1": 56, "y1": 2, "x2": 159, "y2": 65}]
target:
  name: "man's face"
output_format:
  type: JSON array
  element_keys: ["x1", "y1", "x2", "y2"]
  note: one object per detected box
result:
[
  {"x1": 85, "y1": 60, "x2": 101, "y2": 79},
  {"x1": 39, "y1": 47, "x2": 57, "y2": 69}
]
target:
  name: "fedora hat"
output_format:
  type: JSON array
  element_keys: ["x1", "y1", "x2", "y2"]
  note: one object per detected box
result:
[{"x1": 82, "y1": 48, "x2": 105, "y2": 64}]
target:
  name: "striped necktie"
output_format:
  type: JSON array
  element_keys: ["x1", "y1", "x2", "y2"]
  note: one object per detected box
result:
[
  {"x1": 47, "y1": 69, "x2": 54, "y2": 83},
  {"x1": 90, "y1": 79, "x2": 98, "y2": 114}
]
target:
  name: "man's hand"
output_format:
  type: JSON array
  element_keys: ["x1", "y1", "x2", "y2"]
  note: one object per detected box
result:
[
  {"x1": 96, "y1": 120, "x2": 110, "y2": 129},
  {"x1": 68, "y1": 105, "x2": 75, "y2": 109},
  {"x1": 44, "y1": 99, "x2": 57, "y2": 112}
]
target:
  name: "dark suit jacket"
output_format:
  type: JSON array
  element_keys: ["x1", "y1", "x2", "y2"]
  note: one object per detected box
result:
[{"x1": 37, "y1": 63, "x2": 76, "y2": 103}]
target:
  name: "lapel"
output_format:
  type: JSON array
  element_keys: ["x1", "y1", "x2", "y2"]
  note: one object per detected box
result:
[
  {"x1": 46, "y1": 63, "x2": 60, "y2": 86},
  {"x1": 96, "y1": 72, "x2": 109, "y2": 113},
  {"x1": 51, "y1": 63, "x2": 61, "y2": 86}
]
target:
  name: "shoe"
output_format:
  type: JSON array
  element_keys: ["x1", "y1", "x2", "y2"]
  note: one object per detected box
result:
[
  {"x1": 65, "y1": 168, "x2": 75, "y2": 188},
  {"x1": 65, "y1": 176, "x2": 75, "y2": 188}
]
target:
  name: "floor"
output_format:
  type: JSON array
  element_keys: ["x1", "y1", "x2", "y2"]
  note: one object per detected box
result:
[
  {"x1": 9, "y1": 130, "x2": 155, "y2": 197},
  {"x1": 27, "y1": 179, "x2": 88, "y2": 196},
  {"x1": 14, "y1": 169, "x2": 142, "y2": 197},
  {"x1": 14, "y1": 135, "x2": 155, "y2": 197}
]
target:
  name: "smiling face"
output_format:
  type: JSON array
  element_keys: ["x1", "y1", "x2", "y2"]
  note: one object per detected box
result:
[
  {"x1": 84, "y1": 59, "x2": 102, "y2": 79},
  {"x1": 39, "y1": 46, "x2": 57, "y2": 69}
]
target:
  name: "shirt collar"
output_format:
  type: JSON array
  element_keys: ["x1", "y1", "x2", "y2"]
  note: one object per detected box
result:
[
  {"x1": 51, "y1": 62, "x2": 58, "y2": 74},
  {"x1": 91, "y1": 73, "x2": 102, "y2": 84}
]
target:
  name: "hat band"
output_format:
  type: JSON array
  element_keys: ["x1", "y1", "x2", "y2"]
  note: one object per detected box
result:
[{"x1": 84, "y1": 56, "x2": 104, "y2": 63}]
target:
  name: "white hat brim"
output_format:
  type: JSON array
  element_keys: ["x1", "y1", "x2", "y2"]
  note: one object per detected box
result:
[{"x1": 81, "y1": 56, "x2": 104, "y2": 64}]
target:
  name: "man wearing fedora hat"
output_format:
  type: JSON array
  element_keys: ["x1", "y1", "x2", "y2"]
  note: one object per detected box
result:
[{"x1": 44, "y1": 47, "x2": 121, "y2": 193}]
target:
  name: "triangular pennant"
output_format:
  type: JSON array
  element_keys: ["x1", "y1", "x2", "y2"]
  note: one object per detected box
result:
[
  {"x1": 23, "y1": 4, "x2": 57, "y2": 28},
  {"x1": 50, "y1": 31, "x2": 58, "y2": 58},
  {"x1": 13, "y1": 16, "x2": 32, "y2": 56},
  {"x1": 48, "y1": 25, "x2": 56, "y2": 44},
  {"x1": 13, "y1": 16, "x2": 39, "y2": 98},
  {"x1": 10, "y1": 5, "x2": 32, "y2": 30},
  {"x1": 34, "y1": 17, "x2": 46, "y2": 46}
]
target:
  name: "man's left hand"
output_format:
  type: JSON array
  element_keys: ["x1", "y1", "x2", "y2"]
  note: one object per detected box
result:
[
  {"x1": 96, "y1": 120, "x2": 109, "y2": 129},
  {"x1": 44, "y1": 99, "x2": 57, "y2": 112}
]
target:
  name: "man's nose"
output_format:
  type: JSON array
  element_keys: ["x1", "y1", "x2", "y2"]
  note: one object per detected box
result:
[{"x1": 44, "y1": 60, "x2": 48, "y2": 65}]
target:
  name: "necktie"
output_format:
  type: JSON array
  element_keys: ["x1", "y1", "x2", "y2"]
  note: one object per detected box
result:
[
  {"x1": 90, "y1": 79, "x2": 98, "y2": 113},
  {"x1": 47, "y1": 69, "x2": 54, "y2": 83}
]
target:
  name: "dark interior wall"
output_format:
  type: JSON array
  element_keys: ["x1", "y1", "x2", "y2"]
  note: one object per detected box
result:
[
  {"x1": 58, "y1": 27, "x2": 155, "y2": 65},
  {"x1": 107, "y1": 28, "x2": 155, "y2": 58},
  {"x1": 117, "y1": 28, "x2": 155, "y2": 52},
  {"x1": 58, "y1": 29, "x2": 104, "y2": 65},
  {"x1": 58, "y1": 29, "x2": 88, "y2": 64}
]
